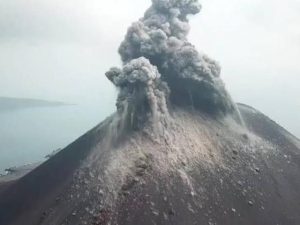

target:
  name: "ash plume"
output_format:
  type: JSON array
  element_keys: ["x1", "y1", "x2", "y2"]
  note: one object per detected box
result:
[
  {"x1": 106, "y1": 57, "x2": 169, "y2": 129},
  {"x1": 106, "y1": 0, "x2": 241, "y2": 128}
]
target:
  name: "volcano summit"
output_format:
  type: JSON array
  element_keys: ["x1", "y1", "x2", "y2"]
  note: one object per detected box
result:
[{"x1": 0, "y1": 1, "x2": 299, "y2": 225}]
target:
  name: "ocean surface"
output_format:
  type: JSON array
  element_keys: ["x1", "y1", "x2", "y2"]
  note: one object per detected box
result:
[{"x1": 0, "y1": 103, "x2": 114, "y2": 173}]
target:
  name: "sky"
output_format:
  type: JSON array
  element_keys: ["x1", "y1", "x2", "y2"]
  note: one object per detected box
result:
[{"x1": 0, "y1": 0, "x2": 299, "y2": 137}]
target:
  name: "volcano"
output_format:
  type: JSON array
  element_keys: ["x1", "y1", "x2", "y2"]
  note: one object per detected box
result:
[{"x1": 0, "y1": 1, "x2": 299, "y2": 225}]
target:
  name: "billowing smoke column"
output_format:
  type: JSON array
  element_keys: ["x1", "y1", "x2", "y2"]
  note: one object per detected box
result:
[
  {"x1": 106, "y1": 57, "x2": 169, "y2": 129},
  {"x1": 106, "y1": 0, "x2": 240, "y2": 128}
]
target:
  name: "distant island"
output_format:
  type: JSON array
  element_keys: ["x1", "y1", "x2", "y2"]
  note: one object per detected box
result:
[{"x1": 0, "y1": 97, "x2": 70, "y2": 112}]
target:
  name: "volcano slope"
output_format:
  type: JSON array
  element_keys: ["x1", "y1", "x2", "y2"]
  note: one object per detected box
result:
[
  {"x1": 0, "y1": 104, "x2": 300, "y2": 225},
  {"x1": 1, "y1": 0, "x2": 300, "y2": 225}
]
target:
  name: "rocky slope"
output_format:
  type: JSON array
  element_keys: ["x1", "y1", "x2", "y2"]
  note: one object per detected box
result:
[{"x1": 0, "y1": 104, "x2": 299, "y2": 225}]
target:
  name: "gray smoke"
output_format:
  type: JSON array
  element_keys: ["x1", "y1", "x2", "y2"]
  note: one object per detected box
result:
[
  {"x1": 106, "y1": 0, "x2": 241, "y2": 128},
  {"x1": 106, "y1": 57, "x2": 169, "y2": 129}
]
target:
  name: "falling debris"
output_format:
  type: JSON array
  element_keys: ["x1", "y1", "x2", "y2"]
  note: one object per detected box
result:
[{"x1": 254, "y1": 167, "x2": 260, "y2": 173}]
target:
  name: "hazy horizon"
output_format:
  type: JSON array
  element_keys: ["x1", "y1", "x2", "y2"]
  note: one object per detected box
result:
[{"x1": 0, "y1": 0, "x2": 299, "y2": 137}]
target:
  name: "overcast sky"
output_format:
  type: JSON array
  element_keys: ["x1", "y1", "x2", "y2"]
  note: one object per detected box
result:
[{"x1": 0, "y1": 0, "x2": 299, "y2": 137}]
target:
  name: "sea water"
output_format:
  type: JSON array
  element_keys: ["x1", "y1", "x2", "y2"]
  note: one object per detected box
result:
[{"x1": 0, "y1": 103, "x2": 114, "y2": 173}]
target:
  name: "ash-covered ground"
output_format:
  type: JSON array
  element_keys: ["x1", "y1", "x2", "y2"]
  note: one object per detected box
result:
[{"x1": 0, "y1": 1, "x2": 300, "y2": 225}]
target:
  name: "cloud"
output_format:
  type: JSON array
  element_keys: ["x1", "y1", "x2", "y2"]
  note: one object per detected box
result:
[{"x1": 0, "y1": 0, "x2": 150, "y2": 44}]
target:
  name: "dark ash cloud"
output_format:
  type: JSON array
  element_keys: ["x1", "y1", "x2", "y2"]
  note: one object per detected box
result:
[{"x1": 107, "y1": 0, "x2": 242, "y2": 127}]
